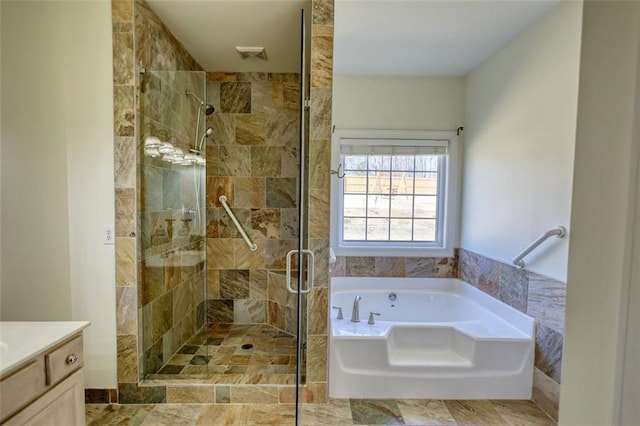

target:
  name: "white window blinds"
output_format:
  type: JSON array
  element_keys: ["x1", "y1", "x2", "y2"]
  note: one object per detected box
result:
[{"x1": 339, "y1": 139, "x2": 449, "y2": 156}]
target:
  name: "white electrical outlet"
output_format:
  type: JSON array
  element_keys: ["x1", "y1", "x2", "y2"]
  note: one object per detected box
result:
[{"x1": 103, "y1": 225, "x2": 115, "y2": 245}]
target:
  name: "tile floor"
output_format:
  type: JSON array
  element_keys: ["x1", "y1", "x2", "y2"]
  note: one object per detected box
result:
[
  {"x1": 123, "y1": 324, "x2": 556, "y2": 424},
  {"x1": 147, "y1": 324, "x2": 298, "y2": 384},
  {"x1": 86, "y1": 398, "x2": 556, "y2": 425}
]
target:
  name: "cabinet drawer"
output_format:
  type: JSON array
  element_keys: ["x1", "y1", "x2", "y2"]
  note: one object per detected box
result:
[
  {"x1": 0, "y1": 358, "x2": 47, "y2": 423},
  {"x1": 45, "y1": 336, "x2": 83, "y2": 386}
]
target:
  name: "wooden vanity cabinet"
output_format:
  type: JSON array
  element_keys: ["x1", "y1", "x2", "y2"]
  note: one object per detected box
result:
[{"x1": 0, "y1": 334, "x2": 86, "y2": 425}]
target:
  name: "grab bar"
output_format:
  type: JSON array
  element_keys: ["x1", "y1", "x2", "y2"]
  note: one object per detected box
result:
[
  {"x1": 219, "y1": 195, "x2": 257, "y2": 252},
  {"x1": 512, "y1": 226, "x2": 566, "y2": 268}
]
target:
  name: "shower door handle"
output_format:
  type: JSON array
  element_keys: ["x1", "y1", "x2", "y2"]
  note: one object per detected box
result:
[
  {"x1": 300, "y1": 249, "x2": 314, "y2": 294},
  {"x1": 286, "y1": 250, "x2": 296, "y2": 293},
  {"x1": 286, "y1": 249, "x2": 315, "y2": 294}
]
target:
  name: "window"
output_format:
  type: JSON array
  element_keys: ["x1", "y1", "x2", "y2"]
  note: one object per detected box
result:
[{"x1": 331, "y1": 130, "x2": 459, "y2": 257}]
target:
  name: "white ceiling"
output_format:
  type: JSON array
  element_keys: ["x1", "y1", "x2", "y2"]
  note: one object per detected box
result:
[
  {"x1": 335, "y1": 0, "x2": 558, "y2": 76},
  {"x1": 146, "y1": 0, "x2": 558, "y2": 76},
  {"x1": 146, "y1": 0, "x2": 311, "y2": 73}
]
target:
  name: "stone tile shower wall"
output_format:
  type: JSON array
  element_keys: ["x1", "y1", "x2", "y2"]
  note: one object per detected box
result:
[
  {"x1": 458, "y1": 248, "x2": 565, "y2": 420},
  {"x1": 205, "y1": 72, "x2": 301, "y2": 336},
  {"x1": 306, "y1": 1, "x2": 334, "y2": 395},
  {"x1": 138, "y1": 70, "x2": 207, "y2": 377},
  {"x1": 112, "y1": 0, "x2": 206, "y2": 401},
  {"x1": 112, "y1": 0, "x2": 335, "y2": 404}
]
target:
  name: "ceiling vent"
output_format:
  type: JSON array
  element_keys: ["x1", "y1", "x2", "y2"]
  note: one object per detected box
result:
[{"x1": 235, "y1": 46, "x2": 267, "y2": 60}]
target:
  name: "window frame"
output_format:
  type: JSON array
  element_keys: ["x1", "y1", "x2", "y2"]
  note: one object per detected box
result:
[{"x1": 330, "y1": 129, "x2": 460, "y2": 257}]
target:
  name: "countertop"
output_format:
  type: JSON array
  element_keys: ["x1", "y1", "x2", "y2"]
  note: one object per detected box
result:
[{"x1": 0, "y1": 321, "x2": 90, "y2": 378}]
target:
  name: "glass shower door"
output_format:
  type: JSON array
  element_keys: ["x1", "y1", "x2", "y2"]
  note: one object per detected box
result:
[
  {"x1": 292, "y1": 7, "x2": 312, "y2": 424},
  {"x1": 139, "y1": 69, "x2": 208, "y2": 380}
]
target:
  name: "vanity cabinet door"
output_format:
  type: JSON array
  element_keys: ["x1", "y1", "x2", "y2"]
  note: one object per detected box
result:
[
  {"x1": 0, "y1": 358, "x2": 46, "y2": 422},
  {"x1": 3, "y1": 370, "x2": 85, "y2": 426}
]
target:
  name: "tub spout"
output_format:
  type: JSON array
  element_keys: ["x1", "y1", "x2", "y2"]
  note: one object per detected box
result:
[{"x1": 351, "y1": 295, "x2": 362, "y2": 322}]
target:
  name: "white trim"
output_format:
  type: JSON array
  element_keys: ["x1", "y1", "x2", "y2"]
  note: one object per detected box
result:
[{"x1": 330, "y1": 129, "x2": 460, "y2": 258}]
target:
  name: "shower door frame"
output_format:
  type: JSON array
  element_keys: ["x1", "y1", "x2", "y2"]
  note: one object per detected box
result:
[{"x1": 293, "y1": 7, "x2": 313, "y2": 423}]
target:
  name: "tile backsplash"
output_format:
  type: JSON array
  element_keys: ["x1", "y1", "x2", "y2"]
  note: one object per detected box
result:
[{"x1": 331, "y1": 255, "x2": 457, "y2": 278}]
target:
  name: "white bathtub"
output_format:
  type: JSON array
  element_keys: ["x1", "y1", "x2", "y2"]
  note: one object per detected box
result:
[{"x1": 329, "y1": 277, "x2": 534, "y2": 399}]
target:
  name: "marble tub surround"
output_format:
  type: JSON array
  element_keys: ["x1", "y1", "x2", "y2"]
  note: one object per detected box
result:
[
  {"x1": 86, "y1": 398, "x2": 555, "y2": 425},
  {"x1": 457, "y1": 248, "x2": 565, "y2": 420},
  {"x1": 331, "y1": 256, "x2": 458, "y2": 278},
  {"x1": 527, "y1": 272, "x2": 567, "y2": 334}
]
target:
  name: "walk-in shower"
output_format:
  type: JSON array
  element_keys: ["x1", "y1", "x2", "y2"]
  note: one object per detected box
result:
[
  {"x1": 136, "y1": 3, "x2": 313, "y2": 403},
  {"x1": 127, "y1": 0, "x2": 320, "y2": 421}
]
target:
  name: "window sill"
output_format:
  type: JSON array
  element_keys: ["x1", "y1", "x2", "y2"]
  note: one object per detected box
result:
[{"x1": 333, "y1": 245, "x2": 455, "y2": 258}]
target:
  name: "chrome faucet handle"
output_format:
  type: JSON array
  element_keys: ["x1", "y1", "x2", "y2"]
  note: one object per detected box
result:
[
  {"x1": 332, "y1": 306, "x2": 344, "y2": 320},
  {"x1": 368, "y1": 312, "x2": 381, "y2": 325}
]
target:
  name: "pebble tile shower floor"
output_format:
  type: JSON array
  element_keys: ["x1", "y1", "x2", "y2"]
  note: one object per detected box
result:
[
  {"x1": 86, "y1": 398, "x2": 556, "y2": 425},
  {"x1": 148, "y1": 324, "x2": 297, "y2": 384}
]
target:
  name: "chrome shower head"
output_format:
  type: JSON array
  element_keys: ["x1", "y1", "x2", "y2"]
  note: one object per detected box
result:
[
  {"x1": 186, "y1": 90, "x2": 215, "y2": 116},
  {"x1": 196, "y1": 127, "x2": 214, "y2": 151},
  {"x1": 190, "y1": 127, "x2": 214, "y2": 155}
]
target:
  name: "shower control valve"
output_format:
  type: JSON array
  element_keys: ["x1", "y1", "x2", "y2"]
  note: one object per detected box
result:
[
  {"x1": 332, "y1": 306, "x2": 344, "y2": 320},
  {"x1": 181, "y1": 206, "x2": 195, "y2": 222}
]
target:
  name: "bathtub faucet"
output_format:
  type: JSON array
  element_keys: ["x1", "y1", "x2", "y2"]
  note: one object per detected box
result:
[{"x1": 351, "y1": 295, "x2": 362, "y2": 322}]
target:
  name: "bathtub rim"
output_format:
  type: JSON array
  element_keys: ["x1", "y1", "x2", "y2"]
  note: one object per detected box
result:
[{"x1": 330, "y1": 277, "x2": 535, "y2": 337}]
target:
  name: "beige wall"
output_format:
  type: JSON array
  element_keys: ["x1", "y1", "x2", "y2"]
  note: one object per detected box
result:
[
  {"x1": 0, "y1": 1, "x2": 117, "y2": 387},
  {"x1": 561, "y1": 1, "x2": 640, "y2": 424},
  {"x1": 0, "y1": 1, "x2": 3, "y2": 280},
  {"x1": 621, "y1": 145, "x2": 640, "y2": 424},
  {"x1": 1, "y1": 1, "x2": 73, "y2": 320},
  {"x1": 332, "y1": 75, "x2": 465, "y2": 131},
  {"x1": 460, "y1": 2, "x2": 583, "y2": 282}
]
